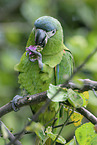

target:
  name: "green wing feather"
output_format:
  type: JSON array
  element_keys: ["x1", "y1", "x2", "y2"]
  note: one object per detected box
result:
[{"x1": 55, "y1": 45, "x2": 73, "y2": 85}]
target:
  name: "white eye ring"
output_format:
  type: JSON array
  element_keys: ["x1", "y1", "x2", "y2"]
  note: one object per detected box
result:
[
  {"x1": 52, "y1": 29, "x2": 56, "y2": 34},
  {"x1": 46, "y1": 29, "x2": 56, "y2": 38}
]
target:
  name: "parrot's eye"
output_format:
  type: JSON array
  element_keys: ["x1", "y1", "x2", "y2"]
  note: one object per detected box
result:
[{"x1": 52, "y1": 29, "x2": 56, "y2": 34}]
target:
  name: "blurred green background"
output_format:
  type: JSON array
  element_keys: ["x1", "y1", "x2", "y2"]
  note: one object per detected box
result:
[{"x1": 0, "y1": 0, "x2": 97, "y2": 144}]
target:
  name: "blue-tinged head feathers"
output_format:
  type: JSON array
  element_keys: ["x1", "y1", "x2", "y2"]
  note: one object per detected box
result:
[{"x1": 34, "y1": 16, "x2": 62, "y2": 32}]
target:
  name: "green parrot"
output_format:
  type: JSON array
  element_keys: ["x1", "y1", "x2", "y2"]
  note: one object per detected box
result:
[{"x1": 14, "y1": 16, "x2": 73, "y2": 144}]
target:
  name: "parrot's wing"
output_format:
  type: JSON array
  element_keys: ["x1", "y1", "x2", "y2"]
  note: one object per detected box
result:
[
  {"x1": 55, "y1": 45, "x2": 74, "y2": 85},
  {"x1": 14, "y1": 27, "x2": 36, "y2": 72}
]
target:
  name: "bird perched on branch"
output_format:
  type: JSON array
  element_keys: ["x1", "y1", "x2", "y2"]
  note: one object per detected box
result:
[{"x1": 14, "y1": 16, "x2": 73, "y2": 144}]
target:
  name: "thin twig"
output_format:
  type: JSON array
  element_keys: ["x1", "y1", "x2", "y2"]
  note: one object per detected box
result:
[
  {"x1": 53, "y1": 121, "x2": 75, "y2": 129},
  {"x1": 53, "y1": 107, "x2": 80, "y2": 130},
  {"x1": 51, "y1": 110, "x2": 74, "y2": 145},
  {"x1": 0, "y1": 121, "x2": 22, "y2": 145}
]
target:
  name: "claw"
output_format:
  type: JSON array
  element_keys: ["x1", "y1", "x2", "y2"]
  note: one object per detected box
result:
[
  {"x1": 30, "y1": 50, "x2": 43, "y2": 69},
  {"x1": 11, "y1": 95, "x2": 23, "y2": 112},
  {"x1": 26, "y1": 45, "x2": 43, "y2": 69},
  {"x1": 29, "y1": 55, "x2": 37, "y2": 62}
]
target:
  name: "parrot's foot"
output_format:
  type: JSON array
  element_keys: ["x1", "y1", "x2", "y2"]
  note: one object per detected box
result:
[
  {"x1": 11, "y1": 95, "x2": 23, "y2": 112},
  {"x1": 26, "y1": 46, "x2": 37, "y2": 62},
  {"x1": 26, "y1": 46, "x2": 43, "y2": 69},
  {"x1": 30, "y1": 50, "x2": 43, "y2": 69}
]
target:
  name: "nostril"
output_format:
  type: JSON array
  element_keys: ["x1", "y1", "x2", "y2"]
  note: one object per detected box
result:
[{"x1": 39, "y1": 42, "x2": 42, "y2": 44}]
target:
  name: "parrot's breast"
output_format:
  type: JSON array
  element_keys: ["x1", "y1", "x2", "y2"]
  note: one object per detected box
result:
[{"x1": 17, "y1": 52, "x2": 55, "y2": 95}]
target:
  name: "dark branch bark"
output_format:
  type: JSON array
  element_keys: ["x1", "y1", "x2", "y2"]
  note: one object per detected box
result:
[
  {"x1": 76, "y1": 107, "x2": 97, "y2": 125},
  {"x1": 0, "y1": 91, "x2": 47, "y2": 118},
  {"x1": 67, "y1": 79, "x2": 97, "y2": 92}
]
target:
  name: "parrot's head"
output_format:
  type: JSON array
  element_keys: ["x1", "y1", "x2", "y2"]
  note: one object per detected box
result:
[{"x1": 33, "y1": 16, "x2": 63, "y2": 55}]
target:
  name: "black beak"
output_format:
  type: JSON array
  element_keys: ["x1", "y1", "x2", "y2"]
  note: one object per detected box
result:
[{"x1": 35, "y1": 29, "x2": 47, "y2": 47}]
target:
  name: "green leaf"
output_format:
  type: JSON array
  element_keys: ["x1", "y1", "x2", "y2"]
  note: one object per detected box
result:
[
  {"x1": 75, "y1": 122, "x2": 97, "y2": 145},
  {"x1": 65, "y1": 137, "x2": 76, "y2": 145},
  {"x1": 70, "y1": 111, "x2": 83, "y2": 126},
  {"x1": 47, "y1": 84, "x2": 68, "y2": 102},
  {"x1": 45, "y1": 126, "x2": 66, "y2": 144},
  {"x1": 26, "y1": 122, "x2": 45, "y2": 140},
  {"x1": 67, "y1": 89, "x2": 83, "y2": 108},
  {"x1": 90, "y1": 135, "x2": 97, "y2": 145},
  {"x1": 77, "y1": 91, "x2": 89, "y2": 107}
]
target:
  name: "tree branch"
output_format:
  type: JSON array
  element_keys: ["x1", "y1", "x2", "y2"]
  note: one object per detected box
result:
[
  {"x1": 67, "y1": 79, "x2": 97, "y2": 92},
  {"x1": 0, "y1": 79, "x2": 97, "y2": 118},
  {"x1": 76, "y1": 107, "x2": 97, "y2": 125},
  {"x1": 0, "y1": 91, "x2": 47, "y2": 118},
  {"x1": 0, "y1": 78, "x2": 97, "y2": 132}
]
